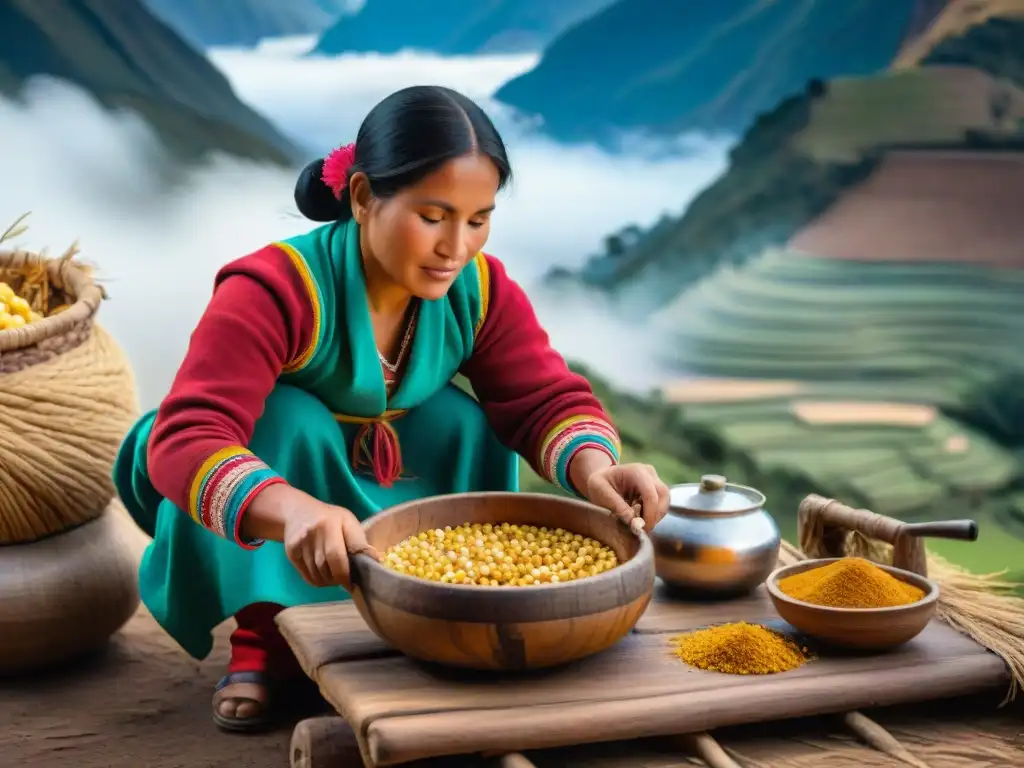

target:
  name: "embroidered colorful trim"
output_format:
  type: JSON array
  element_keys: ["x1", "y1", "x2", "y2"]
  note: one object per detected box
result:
[
  {"x1": 273, "y1": 241, "x2": 323, "y2": 373},
  {"x1": 471, "y1": 252, "x2": 490, "y2": 337},
  {"x1": 539, "y1": 415, "x2": 621, "y2": 495},
  {"x1": 187, "y1": 446, "x2": 284, "y2": 548}
]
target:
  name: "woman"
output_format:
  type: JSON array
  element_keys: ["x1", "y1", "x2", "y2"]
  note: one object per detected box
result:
[{"x1": 114, "y1": 85, "x2": 671, "y2": 733}]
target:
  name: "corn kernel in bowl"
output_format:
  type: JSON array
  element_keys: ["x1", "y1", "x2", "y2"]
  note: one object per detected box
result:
[{"x1": 382, "y1": 522, "x2": 620, "y2": 586}]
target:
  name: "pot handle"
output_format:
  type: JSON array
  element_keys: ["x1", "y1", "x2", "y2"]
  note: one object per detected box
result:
[{"x1": 797, "y1": 494, "x2": 978, "y2": 577}]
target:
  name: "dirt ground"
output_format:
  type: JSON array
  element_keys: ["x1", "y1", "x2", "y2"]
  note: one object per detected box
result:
[{"x1": 0, "y1": 606, "x2": 325, "y2": 768}]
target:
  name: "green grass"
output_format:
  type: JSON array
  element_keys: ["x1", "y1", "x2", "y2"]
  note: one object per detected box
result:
[{"x1": 795, "y1": 68, "x2": 1006, "y2": 161}]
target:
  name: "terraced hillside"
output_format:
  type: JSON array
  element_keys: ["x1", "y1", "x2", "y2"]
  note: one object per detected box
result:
[
  {"x1": 560, "y1": 66, "x2": 1024, "y2": 310},
  {"x1": 655, "y1": 242, "x2": 1024, "y2": 427},
  {"x1": 655, "y1": 149, "x2": 1024, "y2": 422},
  {"x1": 645, "y1": 148, "x2": 1024, "y2": 577}
]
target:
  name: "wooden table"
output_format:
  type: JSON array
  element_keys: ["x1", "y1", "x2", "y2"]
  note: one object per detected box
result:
[{"x1": 277, "y1": 583, "x2": 1009, "y2": 768}]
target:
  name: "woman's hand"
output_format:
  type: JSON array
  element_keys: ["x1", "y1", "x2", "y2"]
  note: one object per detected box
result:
[
  {"x1": 570, "y1": 448, "x2": 670, "y2": 532},
  {"x1": 243, "y1": 484, "x2": 380, "y2": 589}
]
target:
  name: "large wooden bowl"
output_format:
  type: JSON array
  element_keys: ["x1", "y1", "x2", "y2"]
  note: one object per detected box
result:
[
  {"x1": 349, "y1": 492, "x2": 655, "y2": 670},
  {"x1": 766, "y1": 558, "x2": 939, "y2": 651}
]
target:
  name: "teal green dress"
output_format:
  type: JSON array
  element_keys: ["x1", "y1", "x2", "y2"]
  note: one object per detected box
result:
[{"x1": 113, "y1": 220, "x2": 520, "y2": 660}]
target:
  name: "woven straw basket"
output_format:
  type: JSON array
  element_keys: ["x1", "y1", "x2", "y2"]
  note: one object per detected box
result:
[
  {"x1": 0, "y1": 214, "x2": 140, "y2": 543},
  {"x1": 0, "y1": 244, "x2": 104, "y2": 371}
]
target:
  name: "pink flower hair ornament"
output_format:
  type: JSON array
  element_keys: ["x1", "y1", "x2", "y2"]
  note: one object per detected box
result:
[{"x1": 321, "y1": 143, "x2": 356, "y2": 198}]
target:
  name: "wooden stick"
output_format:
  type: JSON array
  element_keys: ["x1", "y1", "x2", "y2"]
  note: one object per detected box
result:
[
  {"x1": 842, "y1": 712, "x2": 932, "y2": 768},
  {"x1": 670, "y1": 733, "x2": 742, "y2": 768}
]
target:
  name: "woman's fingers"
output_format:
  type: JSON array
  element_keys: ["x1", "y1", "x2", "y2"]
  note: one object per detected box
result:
[
  {"x1": 322, "y1": 521, "x2": 352, "y2": 590},
  {"x1": 284, "y1": 531, "x2": 323, "y2": 587},
  {"x1": 300, "y1": 546, "x2": 326, "y2": 588},
  {"x1": 588, "y1": 474, "x2": 635, "y2": 525},
  {"x1": 637, "y1": 473, "x2": 661, "y2": 527},
  {"x1": 341, "y1": 513, "x2": 381, "y2": 562}
]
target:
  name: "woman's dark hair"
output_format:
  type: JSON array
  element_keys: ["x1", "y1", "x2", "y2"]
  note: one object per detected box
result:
[{"x1": 295, "y1": 85, "x2": 512, "y2": 222}]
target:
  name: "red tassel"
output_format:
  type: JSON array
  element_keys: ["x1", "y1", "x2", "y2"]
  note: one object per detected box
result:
[{"x1": 351, "y1": 420, "x2": 403, "y2": 487}]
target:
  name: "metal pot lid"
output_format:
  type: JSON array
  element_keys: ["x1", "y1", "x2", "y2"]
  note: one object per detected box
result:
[{"x1": 669, "y1": 474, "x2": 765, "y2": 515}]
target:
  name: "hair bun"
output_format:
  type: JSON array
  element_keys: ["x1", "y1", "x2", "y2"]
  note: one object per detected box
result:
[{"x1": 295, "y1": 159, "x2": 346, "y2": 222}]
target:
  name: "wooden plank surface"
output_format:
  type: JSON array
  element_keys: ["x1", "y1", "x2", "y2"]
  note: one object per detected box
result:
[
  {"x1": 276, "y1": 586, "x2": 1010, "y2": 767},
  {"x1": 277, "y1": 603, "x2": 390, "y2": 677},
  {"x1": 317, "y1": 621, "x2": 981, "y2": 717}
]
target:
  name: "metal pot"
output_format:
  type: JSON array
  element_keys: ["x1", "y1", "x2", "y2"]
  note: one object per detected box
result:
[{"x1": 650, "y1": 474, "x2": 780, "y2": 596}]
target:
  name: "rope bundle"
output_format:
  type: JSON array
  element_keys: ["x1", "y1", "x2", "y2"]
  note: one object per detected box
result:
[{"x1": 0, "y1": 215, "x2": 139, "y2": 543}]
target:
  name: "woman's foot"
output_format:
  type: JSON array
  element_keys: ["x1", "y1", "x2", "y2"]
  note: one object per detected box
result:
[{"x1": 212, "y1": 671, "x2": 274, "y2": 732}]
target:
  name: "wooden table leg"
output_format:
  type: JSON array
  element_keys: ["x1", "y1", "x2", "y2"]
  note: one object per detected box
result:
[
  {"x1": 291, "y1": 717, "x2": 366, "y2": 768},
  {"x1": 668, "y1": 733, "x2": 741, "y2": 768},
  {"x1": 842, "y1": 712, "x2": 932, "y2": 768}
]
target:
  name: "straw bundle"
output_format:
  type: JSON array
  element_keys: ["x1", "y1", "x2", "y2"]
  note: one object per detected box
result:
[
  {"x1": 795, "y1": 494, "x2": 1024, "y2": 703},
  {"x1": 0, "y1": 214, "x2": 139, "y2": 542}
]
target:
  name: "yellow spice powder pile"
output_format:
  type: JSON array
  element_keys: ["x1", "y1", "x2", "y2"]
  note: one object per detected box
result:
[
  {"x1": 671, "y1": 621, "x2": 810, "y2": 675},
  {"x1": 777, "y1": 557, "x2": 925, "y2": 609}
]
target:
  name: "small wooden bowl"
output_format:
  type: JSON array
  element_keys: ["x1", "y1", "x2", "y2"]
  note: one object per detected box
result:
[
  {"x1": 349, "y1": 492, "x2": 655, "y2": 670},
  {"x1": 766, "y1": 558, "x2": 939, "y2": 651}
]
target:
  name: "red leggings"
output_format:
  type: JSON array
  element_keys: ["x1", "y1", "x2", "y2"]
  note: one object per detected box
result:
[{"x1": 228, "y1": 602, "x2": 302, "y2": 679}]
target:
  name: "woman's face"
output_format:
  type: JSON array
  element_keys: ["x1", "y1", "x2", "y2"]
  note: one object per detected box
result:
[{"x1": 353, "y1": 153, "x2": 499, "y2": 301}]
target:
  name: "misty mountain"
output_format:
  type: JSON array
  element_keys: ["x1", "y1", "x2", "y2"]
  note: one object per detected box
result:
[
  {"x1": 314, "y1": 0, "x2": 616, "y2": 56},
  {"x1": 495, "y1": 0, "x2": 919, "y2": 143},
  {"x1": 0, "y1": 0, "x2": 300, "y2": 165},
  {"x1": 145, "y1": 0, "x2": 351, "y2": 49}
]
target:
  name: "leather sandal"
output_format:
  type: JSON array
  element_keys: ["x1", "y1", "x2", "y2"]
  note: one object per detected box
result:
[{"x1": 212, "y1": 670, "x2": 275, "y2": 733}]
